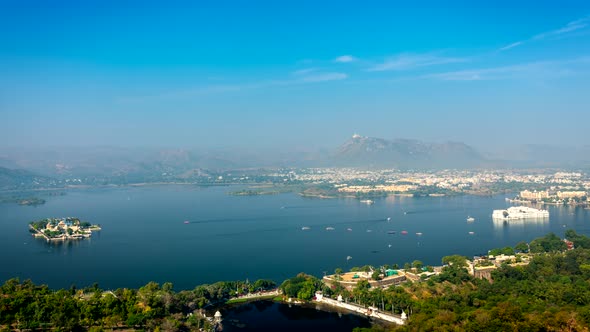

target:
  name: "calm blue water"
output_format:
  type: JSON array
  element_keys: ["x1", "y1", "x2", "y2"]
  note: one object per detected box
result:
[
  {"x1": 1, "y1": 185, "x2": 589, "y2": 290},
  {"x1": 220, "y1": 301, "x2": 372, "y2": 331}
]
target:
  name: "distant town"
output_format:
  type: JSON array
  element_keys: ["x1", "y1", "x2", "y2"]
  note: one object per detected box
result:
[
  {"x1": 4, "y1": 166, "x2": 590, "y2": 206},
  {"x1": 224, "y1": 168, "x2": 589, "y2": 204}
]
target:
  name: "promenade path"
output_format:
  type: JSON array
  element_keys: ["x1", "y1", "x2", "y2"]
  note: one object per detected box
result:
[{"x1": 314, "y1": 293, "x2": 406, "y2": 325}]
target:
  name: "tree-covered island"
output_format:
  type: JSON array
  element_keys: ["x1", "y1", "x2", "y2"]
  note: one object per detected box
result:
[{"x1": 29, "y1": 217, "x2": 101, "y2": 241}]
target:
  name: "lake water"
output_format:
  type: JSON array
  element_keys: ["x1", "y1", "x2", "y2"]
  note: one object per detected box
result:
[
  {"x1": 220, "y1": 301, "x2": 372, "y2": 332},
  {"x1": 1, "y1": 185, "x2": 589, "y2": 290}
]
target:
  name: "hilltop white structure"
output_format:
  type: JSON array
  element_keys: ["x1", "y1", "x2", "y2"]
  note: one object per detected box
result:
[{"x1": 492, "y1": 206, "x2": 549, "y2": 220}]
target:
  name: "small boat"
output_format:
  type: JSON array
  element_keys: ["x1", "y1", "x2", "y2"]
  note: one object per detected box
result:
[
  {"x1": 183, "y1": 221, "x2": 190, "y2": 224},
  {"x1": 387, "y1": 217, "x2": 391, "y2": 221},
  {"x1": 388, "y1": 244, "x2": 392, "y2": 248},
  {"x1": 346, "y1": 256, "x2": 352, "y2": 261},
  {"x1": 301, "y1": 226, "x2": 310, "y2": 231},
  {"x1": 360, "y1": 199, "x2": 374, "y2": 205},
  {"x1": 468, "y1": 231, "x2": 475, "y2": 235},
  {"x1": 416, "y1": 232, "x2": 423, "y2": 236},
  {"x1": 401, "y1": 230, "x2": 408, "y2": 235},
  {"x1": 466, "y1": 216, "x2": 475, "y2": 222},
  {"x1": 347, "y1": 228, "x2": 353, "y2": 231},
  {"x1": 366, "y1": 229, "x2": 372, "y2": 233},
  {"x1": 326, "y1": 227, "x2": 335, "y2": 231},
  {"x1": 387, "y1": 230, "x2": 396, "y2": 234}
]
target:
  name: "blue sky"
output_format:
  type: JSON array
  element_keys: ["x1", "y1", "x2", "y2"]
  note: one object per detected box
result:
[{"x1": 1, "y1": 1, "x2": 590, "y2": 150}]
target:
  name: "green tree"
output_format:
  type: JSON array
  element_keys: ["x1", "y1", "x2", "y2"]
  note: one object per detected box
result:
[
  {"x1": 515, "y1": 241, "x2": 529, "y2": 253},
  {"x1": 372, "y1": 270, "x2": 382, "y2": 281},
  {"x1": 442, "y1": 255, "x2": 468, "y2": 267},
  {"x1": 412, "y1": 260, "x2": 424, "y2": 270}
]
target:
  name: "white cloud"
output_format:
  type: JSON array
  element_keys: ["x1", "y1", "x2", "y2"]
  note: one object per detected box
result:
[
  {"x1": 334, "y1": 55, "x2": 356, "y2": 63},
  {"x1": 367, "y1": 53, "x2": 466, "y2": 72},
  {"x1": 533, "y1": 16, "x2": 590, "y2": 40},
  {"x1": 292, "y1": 68, "x2": 318, "y2": 76},
  {"x1": 499, "y1": 16, "x2": 590, "y2": 52},
  {"x1": 425, "y1": 57, "x2": 590, "y2": 81},
  {"x1": 120, "y1": 71, "x2": 348, "y2": 103},
  {"x1": 498, "y1": 41, "x2": 523, "y2": 52},
  {"x1": 300, "y1": 72, "x2": 348, "y2": 82}
]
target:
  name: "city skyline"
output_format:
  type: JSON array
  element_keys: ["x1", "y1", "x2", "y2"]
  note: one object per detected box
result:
[{"x1": 1, "y1": 1, "x2": 590, "y2": 149}]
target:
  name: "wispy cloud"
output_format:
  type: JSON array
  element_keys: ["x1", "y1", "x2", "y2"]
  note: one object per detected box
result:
[
  {"x1": 119, "y1": 71, "x2": 348, "y2": 103},
  {"x1": 367, "y1": 53, "x2": 466, "y2": 72},
  {"x1": 498, "y1": 41, "x2": 523, "y2": 52},
  {"x1": 292, "y1": 68, "x2": 318, "y2": 76},
  {"x1": 334, "y1": 55, "x2": 356, "y2": 63},
  {"x1": 499, "y1": 16, "x2": 590, "y2": 51},
  {"x1": 533, "y1": 16, "x2": 590, "y2": 40},
  {"x1": 292, "y1": 68, "x2": 347, "y2": 82},
  {"x1": 300, "y1": 72, "x2": 348, "y2": 82},
  {"x1": 425, "y1": 57, "x2": 590, "y2": 81}
]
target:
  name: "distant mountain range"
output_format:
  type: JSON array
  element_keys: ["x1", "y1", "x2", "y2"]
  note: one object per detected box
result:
[
  {"x1": 1, "y1": 135, "x2": 589, "y2": 190},
  {"x1": 330, "y1": 134, "x2": 484, "y2": 168},
  {"x1": 0, "y1": 166, "x2": 56, "y2": 191}
]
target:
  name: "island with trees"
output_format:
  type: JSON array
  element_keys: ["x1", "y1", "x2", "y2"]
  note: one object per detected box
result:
[{"x1": 29, "y1": 217, "x2": 101, "y2": 241}]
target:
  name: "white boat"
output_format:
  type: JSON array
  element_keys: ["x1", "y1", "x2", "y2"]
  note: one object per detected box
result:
[
  {"x1": 466, "y1": 216, "x2": 475, "y2": 222},
  {"x1": 468, "y1": 231, "x2": 475, "y2": 235},
  {"x1": 301, "y1": 226, "x2": 310, "y2": 231},
  {"x1": 387, "y1": 217, "x2": 391, "y2": 221},
  {"x1": 360, "y1": 199, "x2": 374, "y2": 205},
  {"x1": 326, "y1": 227, "x2": 335, "y2": 231}
]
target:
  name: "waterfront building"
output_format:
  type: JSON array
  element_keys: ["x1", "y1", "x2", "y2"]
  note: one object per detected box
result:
[
  {"x1": 323, "y1": 271, "x2": 407, "y2": 290},
  {"x1": 519, "y1": 190, "x2": 550, "y2": 200},
  {"x1": 492, "y1": 206, "x2": 549, "y2": 220},
  {"x1": 556, "y1": 191, "x2": 587, "y2": 199}
]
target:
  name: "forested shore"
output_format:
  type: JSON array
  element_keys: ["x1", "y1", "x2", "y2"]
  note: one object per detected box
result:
[{"x1": 3, "y1": 231, "x2": 590, "y2": 331}]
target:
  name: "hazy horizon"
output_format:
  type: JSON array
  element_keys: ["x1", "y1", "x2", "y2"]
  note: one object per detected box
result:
[{"x1": 1, "y1": 1, "x2": 590, "y2": 150}]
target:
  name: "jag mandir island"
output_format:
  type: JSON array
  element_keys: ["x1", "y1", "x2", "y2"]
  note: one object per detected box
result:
[{"x1": 29, "y1": 217, "x2": 101, "y2": 241}]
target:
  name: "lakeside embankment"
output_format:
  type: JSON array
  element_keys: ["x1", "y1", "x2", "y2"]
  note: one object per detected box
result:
[{"x1": 314, "y1": 292, "x2": 405, "y2": 325}]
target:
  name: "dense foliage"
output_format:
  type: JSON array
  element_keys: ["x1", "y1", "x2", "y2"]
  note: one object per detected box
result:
[
  {"x1": 279, "y1": 273, "x2": 322, "y2": 301},
  {"x1": 342, "y1": 231, "x2": 590, "y2": 331},
  {"x1": 3, "y1": 231, "x2": 590, "y2": 331},
  {"x1": 0, "y1": 279, "x2": 275, "y2": 331}
]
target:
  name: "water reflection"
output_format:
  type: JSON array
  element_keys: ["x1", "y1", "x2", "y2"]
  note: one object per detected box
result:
[
  {"x1": 492, "y1": 217, "x2": 551, "y2": 240},
  {"x1": 35, "y1": 237, "x2": 93, "y2": 254},
  {"x1": 221, "y1": 301, "x2": 372, "y2": 332},
  {"x1": 492, "y1": 217, "x2": 549, "y2": 228}
]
